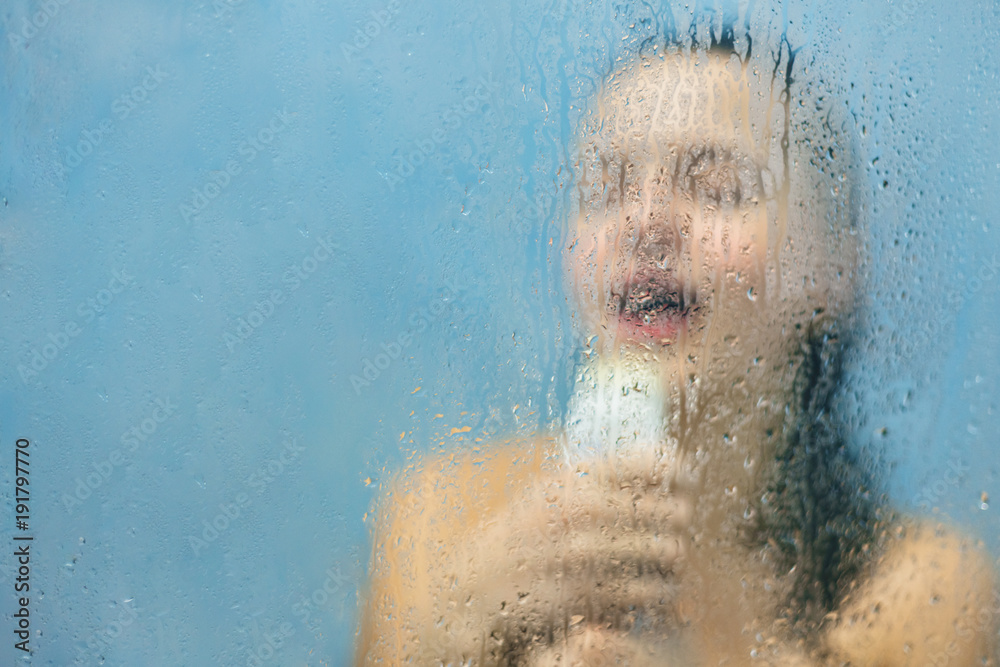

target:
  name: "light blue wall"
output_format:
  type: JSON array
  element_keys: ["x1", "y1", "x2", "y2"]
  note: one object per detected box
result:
[{"x1": 0, "y1": 0, "x2": 997, "y2": 664}]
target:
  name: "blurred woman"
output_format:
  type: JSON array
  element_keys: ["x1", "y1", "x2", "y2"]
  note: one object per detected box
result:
[{"x1": 356, "y1": 36, "x2": 998, "y2": 666}]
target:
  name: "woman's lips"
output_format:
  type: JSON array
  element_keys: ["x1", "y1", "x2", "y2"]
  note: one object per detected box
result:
[
  {"x1": 618, "y1": 312, "x2": 685, "y2": 340},
  {"x1": 614, "y1": 269, "x2": 694, "y2": 341}
]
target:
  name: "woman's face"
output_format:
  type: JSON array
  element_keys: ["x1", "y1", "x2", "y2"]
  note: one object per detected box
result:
[{"x1": 569, "y1": 50, "x2": 833, "y2": 360}]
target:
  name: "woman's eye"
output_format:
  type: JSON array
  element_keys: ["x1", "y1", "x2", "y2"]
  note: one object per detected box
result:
[
  {"x1": 694, "y1": 164, "x2": 742, "y2": 206},
  {"x1": 674, "y1": 146, "x2": 762, "y2": 208}
]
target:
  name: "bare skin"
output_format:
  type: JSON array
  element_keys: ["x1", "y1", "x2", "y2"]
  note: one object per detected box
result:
[
  {"x1": 356, "y1": 49, "x2": 999, "y2": 666},
  {"x1": 358, "y1": 445, "x2": 997, "y2": 665}
]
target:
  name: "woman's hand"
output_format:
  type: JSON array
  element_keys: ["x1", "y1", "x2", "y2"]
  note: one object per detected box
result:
[{"x1": 420, "y1": 452, "x2": 694, "y2": 666}]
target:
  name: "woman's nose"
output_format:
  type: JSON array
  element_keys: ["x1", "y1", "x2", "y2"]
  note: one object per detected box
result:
[{"x1": 626, "y1": 220, "x2": 679, "y2": 265}]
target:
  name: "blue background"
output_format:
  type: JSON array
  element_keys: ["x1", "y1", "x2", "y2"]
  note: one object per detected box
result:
[{"x1": 0, "y1": 0, "x2": 998, "y2": 664}]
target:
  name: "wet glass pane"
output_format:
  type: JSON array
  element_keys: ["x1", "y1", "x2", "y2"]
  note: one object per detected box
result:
[{"x1": 1, "y1": 0, "x2": 998, "y2": 664}]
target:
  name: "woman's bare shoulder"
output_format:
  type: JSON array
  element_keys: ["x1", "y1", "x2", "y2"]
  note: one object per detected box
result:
[
  {"x1": 375, "y1": 435, "x2": 558, "y2": 527},
  {"x1": 825, "y1": 517, "x2": 999, "y2": 666},
  {"x1": 355, "y1": 435, "x2": 559, "y2": 665}
]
